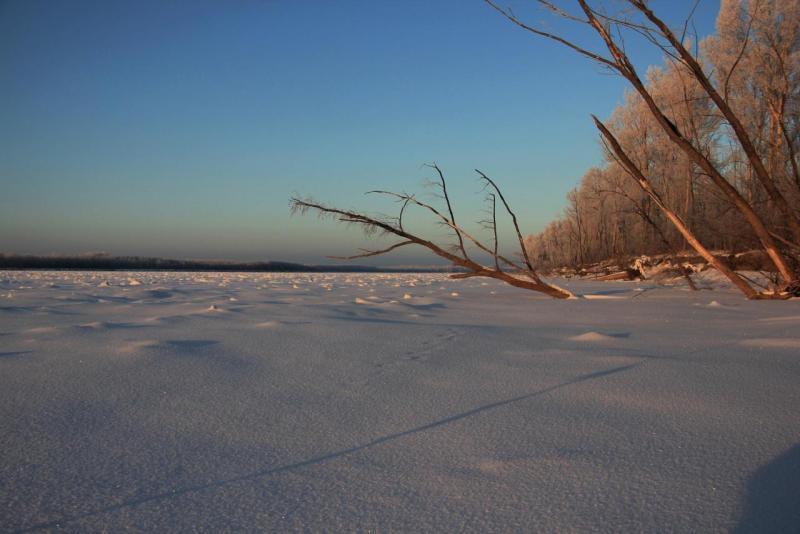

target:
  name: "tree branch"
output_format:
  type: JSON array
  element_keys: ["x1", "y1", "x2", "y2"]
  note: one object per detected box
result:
[
  {"x1": 290, "y1": 193, "x2": 573, "y2": 299},
  {"x1": 328, "y1": 240, "x2": 415, "y2": 260}
]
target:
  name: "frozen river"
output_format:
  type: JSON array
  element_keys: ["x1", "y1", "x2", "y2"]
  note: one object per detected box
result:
[{"x1": 1, "y1": 270, "x2": 798, "y2": 531}]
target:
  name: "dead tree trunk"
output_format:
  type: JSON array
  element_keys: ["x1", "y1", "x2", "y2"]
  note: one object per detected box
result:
[
  {"x1": 629, "y1": 0, "x2": 800, "y2": 246},
  {"x1": 593, "y1": 116, "x2": 788, "y2": 299}
]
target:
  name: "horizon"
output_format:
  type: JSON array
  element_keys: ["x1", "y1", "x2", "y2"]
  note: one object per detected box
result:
[
  {"x1": 1, "y1": 0, "x2": 720, "y2": 265},
  {"x1": 4, "y1": 3, "x2": 800, "y2": 529}
]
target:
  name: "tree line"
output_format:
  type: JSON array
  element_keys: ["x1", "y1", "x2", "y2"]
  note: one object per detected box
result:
[
  {"x1": 0, "y1": 254, "x2": 460, "y2": 273},
  {"x1": 523, "y1": 0, "x2": 799, "y2": 285}
]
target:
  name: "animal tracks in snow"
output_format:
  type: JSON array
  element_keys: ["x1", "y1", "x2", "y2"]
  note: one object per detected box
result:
[{"x1": 374, "y1": 328, "x2": 462, "y2": 369}]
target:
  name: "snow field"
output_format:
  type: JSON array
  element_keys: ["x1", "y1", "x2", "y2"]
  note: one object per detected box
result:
[{"x1": 1, "y1": 271, "x2": 799, "y2": 531}]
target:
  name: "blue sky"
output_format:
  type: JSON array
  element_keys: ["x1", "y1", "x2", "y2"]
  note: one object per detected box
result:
[{"x1": 0, "y1": 0, "x2": 720, "y2": 264}]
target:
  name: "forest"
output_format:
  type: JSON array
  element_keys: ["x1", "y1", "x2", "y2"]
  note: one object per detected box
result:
[{"x1": 523, "y1": 1, "x2": 799, "y2": 282}]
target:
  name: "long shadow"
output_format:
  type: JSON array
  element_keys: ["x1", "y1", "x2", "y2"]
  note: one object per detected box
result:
[
  {"x1": 327, "y1": 314, "x2": 433, "y2": 326},
  {"x1": 733, "y1": 443, "x2": 800, "y2": 534},
  {"x1": 0, "y1": 351, "x2": 34, "y2": 359},
  {"x1": 165, "y1": 339, "x2": 220, "y2": 349},
  {"x1": 17, "y1": 363, "x2": 638, "y2": 532},
  {"x1": 398, "y1": 302, "x2": 447, "y2": 311},
  {"x1": 74, "y1": 322, "x2": 153, "y2": 331},
  {"x1": 607, "y1": 332, "x2": 631, "y2": 338},
  {"x1": 584, "y1": 289, "x2": 634, "y2": 296},
  {"x1": 0, "y1": 306, "x2": 36, "y2": 314},
  {"x1": 154, "y1": 340, "x2": 251, "y2": 373},
  {"x1": 141, "y1": 289, "x2": 176, "y2": 299}
]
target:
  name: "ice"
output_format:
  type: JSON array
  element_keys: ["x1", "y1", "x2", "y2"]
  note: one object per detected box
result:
[{"x1": 0, "y1": 270, "x2": 799, "y2": 531}]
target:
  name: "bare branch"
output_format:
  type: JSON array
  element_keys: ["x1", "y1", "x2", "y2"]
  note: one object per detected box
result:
[
  {"x1": 398, "y1": 196, "x2": 411, "y2": 232},
  {"x1": 475, "y1": 169, "x2": 539, "y2": 278},
  {"x1": 681, "y1": 0, "x2": 701, "y2": 44},
  {"x1": 328, "y1": 241, "x2": 415, "y2": 260},
  {"x1": 290, "y1": 193, "x2": 573, "y2": 299},
  {"x1": 537, "y1": 0, "x2": 587, "y2": 24},
  {"x1": 423, "y1": 163, "x2": 468, "y2": 260},
  {"x1": 723, "y1": 12, "x2": 754, "y2": 103},
  {"x1": 488, "y1": 193, "x2": 500, "y2": 270},
  {"x1": 366, "y1": 189, "x2": 527, "y2": 272},
  {"x1": 484, "y1": 0, "x2": 619, "y2": 71}
]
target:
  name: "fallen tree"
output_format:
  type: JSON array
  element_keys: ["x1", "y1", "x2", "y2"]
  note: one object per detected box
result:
[{"x1": 291, "y1": 165, "x2": 574, "y2": 299}]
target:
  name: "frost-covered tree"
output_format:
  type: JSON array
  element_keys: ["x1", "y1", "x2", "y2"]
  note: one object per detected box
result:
[{"x1": 492, "y1": 0, "x2": 799, "y2": 298}]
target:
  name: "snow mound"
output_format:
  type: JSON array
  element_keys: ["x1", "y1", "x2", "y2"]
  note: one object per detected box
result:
[
  {"x1": 24, "y1": 326, "x2": 57, "y2": 334},
  {"x1": 570, "y1": 331, "x2": 623, "y2": 342},
  {"x1": 253, "y1": 321, "x2": 281, "y2": 328},
  {"x1": 77, "y1": 321, "x2": 109, "y2": 329}
]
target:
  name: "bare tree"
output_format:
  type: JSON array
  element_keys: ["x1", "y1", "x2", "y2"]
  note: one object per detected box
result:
[
  {"x1": 290, "y1": 165, "x2": 574, "y2": 299},
  {"x1": 594, "y1": 115, "x2": 774, "y2": 298},
  {"x1": 486, "y1": 0, "x2": 798, "y2": 297}
]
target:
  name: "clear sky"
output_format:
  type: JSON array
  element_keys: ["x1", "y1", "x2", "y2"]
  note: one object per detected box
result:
[{"x1": 0, "y1": 0, "x2": 720, "y2": 265}]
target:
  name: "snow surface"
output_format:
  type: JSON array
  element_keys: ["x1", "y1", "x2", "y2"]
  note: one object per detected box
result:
[{"x1": 1, "y1": 271, "x2": 799, "y2": 532}]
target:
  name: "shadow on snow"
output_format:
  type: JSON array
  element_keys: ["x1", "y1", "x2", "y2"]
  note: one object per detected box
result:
[
  {"x1": 734, "y1": 443, "x2": 800, "y2": 534},
  {"x1": 19, "y1": 363, "x2": 638, "y2": 532}
]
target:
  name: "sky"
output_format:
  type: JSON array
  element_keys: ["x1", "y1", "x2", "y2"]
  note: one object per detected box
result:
[{"x1": 0, "y1": 0, "x2": 721, "y2": 265}]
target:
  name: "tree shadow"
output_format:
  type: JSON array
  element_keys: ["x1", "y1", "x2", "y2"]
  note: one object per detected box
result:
[
  {"x1": 733, "y1": 443, "x2": 800, "y2": 534},
  {"x1": 18, "y1": 362, "x2": 638, "y2": 531}
]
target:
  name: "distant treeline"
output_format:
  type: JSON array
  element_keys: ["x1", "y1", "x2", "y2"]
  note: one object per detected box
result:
[{"x1": 0, "y1": 254, "x2": 459, "y2": 273}]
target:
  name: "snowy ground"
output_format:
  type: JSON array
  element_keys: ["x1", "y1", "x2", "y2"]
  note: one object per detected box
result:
[{"x1": 1, "y1": 270, "x2": 799, "y2": 532}]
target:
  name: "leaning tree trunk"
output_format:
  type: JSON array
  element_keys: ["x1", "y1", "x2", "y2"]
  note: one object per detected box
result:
[{"x1": 593, "y1": 115, "x2": 789, "y2": 299}]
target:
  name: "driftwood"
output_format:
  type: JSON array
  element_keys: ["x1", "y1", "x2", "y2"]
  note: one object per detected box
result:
[
  {"x1": 594, "y1": 270, "x2": 637, "y2": 282},
  {"x1": 291, "y1": 165, "x2": 573, "y2": 299}
]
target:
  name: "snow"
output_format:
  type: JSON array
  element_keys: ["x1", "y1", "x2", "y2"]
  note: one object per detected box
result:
[
  {"x1": 569, "y1": 331, "x2": 626, "y2": 342},
  {"x1": 1, "y1": 270, "x2": 799, "y2": 532}
]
